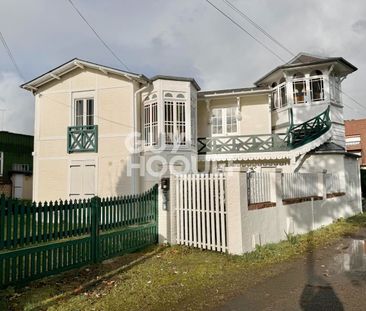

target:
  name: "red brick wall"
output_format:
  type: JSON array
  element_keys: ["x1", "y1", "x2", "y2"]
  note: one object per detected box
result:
[{"x1": 345, "y1": 119, "x2": 366, "y2": 166}]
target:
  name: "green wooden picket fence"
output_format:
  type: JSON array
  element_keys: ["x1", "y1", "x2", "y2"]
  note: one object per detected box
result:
[{"x1": 0, "y1": 185, "x2": 158, "y2": 288}]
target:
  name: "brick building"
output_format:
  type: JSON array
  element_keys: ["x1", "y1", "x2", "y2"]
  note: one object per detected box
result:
[{"x1": 345, "y1": 119, "x2": 366, "y2": 168}]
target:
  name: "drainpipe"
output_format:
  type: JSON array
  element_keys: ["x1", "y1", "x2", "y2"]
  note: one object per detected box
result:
[{"x1": 132, "y1": 83, "x2": 151, "y2": 194}]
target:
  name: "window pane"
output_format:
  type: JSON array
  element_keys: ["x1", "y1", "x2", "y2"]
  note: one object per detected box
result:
[
  {"x1": 212, "y1": 109, "x2": 223, "y2": 135},
  {"x1": 74, "y1": 99, "x2": 84, "y2": 126},
  {"x1": 86, "y1": 99, "x2": 94, "y2": 125},
  {"x1": 226, "y1": 107, "x2": 237, "y2": 134},
  {"x1": 164, "y1": 101, "x2": 174, "y2": 144},
  {"x1": 293, "y1": 80, "x2": 307, "y2": 104},
  {"x1": 310, "y1": 78, "x2": 324, "y2": 101}
]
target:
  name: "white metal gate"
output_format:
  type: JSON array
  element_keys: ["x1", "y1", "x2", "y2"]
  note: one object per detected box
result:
[{"x1": 175, "y1": 173, "x2": 227, "y2": 252}]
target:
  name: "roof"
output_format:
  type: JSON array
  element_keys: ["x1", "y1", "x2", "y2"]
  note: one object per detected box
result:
[
  {"x1": 150, "y1": 75, "x2": 201, "y2": 91},
  {"x1": 198, "y1": 86, "x2": 269, "y2": 97},
  {"x1": 21, "y1": 58, "x2": 149, "y2": 91},
  {"x1": 254, "y1": 52, "x2": 358, "y2": 86},
  {"x1": 309, "y1": 142, "x2": 359, "y2": 158}
]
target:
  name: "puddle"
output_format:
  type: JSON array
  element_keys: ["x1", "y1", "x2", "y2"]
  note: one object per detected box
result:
[{"x1": 333, "y1": 239, "x2": 366, "y2": 273}]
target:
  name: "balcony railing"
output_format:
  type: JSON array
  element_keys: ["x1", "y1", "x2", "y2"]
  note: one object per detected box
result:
[
  {"x1": 197, "y1": 106, "x2": 331, "y2": 155},
  {"x1": 67, "y1": 125, "x2": 98, "y2": 153},
  {"x1": 11, "y1": 164, "x2": 33, "y2": 173},
  {"x1": 197, "y1": 134, "x2": 288, "y2": 154}
]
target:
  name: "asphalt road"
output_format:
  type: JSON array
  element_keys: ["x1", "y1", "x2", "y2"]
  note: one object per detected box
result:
[{"x1": 214, "y1": 230, "x2": 366, "y2": 311}]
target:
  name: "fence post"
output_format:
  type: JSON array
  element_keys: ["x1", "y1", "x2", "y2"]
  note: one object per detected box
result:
[
  {"x1": 91, "y1": 196, "x2": 101, "y2": 263},
  {"x1": 269, "y1": 168, "x2": 283, "y2": 206},
  {"x1": 157, "y1": 163, "x2": 183, "y2": 245},
  {"x1": 225, "y1": 166, "x2": 248, "y2": 255},
  {"x1": 318, "y1": 170, "x2": 327, "y2": 200}
]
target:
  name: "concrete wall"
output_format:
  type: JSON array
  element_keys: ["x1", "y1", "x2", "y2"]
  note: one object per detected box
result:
[{"x1": 225, "y1": 156, "x2": 362, "y2": 254}]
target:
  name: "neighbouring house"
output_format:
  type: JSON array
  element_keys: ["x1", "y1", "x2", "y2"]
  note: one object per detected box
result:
[
  {"x1": 21, "y1": 52, "x2": 360, "y2": 202},
  {"x1": 345, "y1": 118, "x2": 366, "y2": 168},
  {"x1": 0, "y1": 131, "x2": 33, "y2": 200}
]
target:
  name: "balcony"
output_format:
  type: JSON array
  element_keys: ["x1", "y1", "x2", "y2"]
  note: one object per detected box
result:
[
  {"x1": 197, "y1": 106, "x2": 331, "y2": 155},
  {"x1": 67, "y1": 125, "x2": 98, "y2": 153}
]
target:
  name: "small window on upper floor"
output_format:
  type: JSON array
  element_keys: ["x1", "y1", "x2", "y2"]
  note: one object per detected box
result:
[
  {"x1": 292, "y1": 72, "x2": 306, "y2": 104},
  {"x1": 73, "y1": 98, "x2": 94, "y2": 126},
  {"x1": 310, "y1": 70, "x2": 324, "y2": 102}
]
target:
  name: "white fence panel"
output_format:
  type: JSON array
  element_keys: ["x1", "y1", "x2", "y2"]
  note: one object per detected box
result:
[
  {"x1": 282, "y1": 173, "x2": 318, "y2": 199},
  {"x1": 176, "y1": 173, "x2": 227, "y2": 252},
  {"x1": 248, "y1": 173, "x2": 271, "y2": 204},
  {"x1": 326, "y1": 173, "x2": 341, "y2": 194}
]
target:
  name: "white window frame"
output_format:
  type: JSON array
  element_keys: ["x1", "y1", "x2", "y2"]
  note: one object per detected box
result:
[
  {"x1": 71, "y1": 92, "x2": 96, "y2": 127},
  {"x1": 0, "y1": 152, "x2": 3, "y2": 177},
  {"x1": 211, "y1": 107, "x2": 239, "y2": 136},
  {"x1": 144, "y1": 100, "x2": 158, "y2": 146},
  {"x1": 310, "y1": 75, "x2": 325, "y2": 102},
  {"x1": 271, "y1": 82, "x2": 287, "y2": 110},
  {"x1": 163, "y1": 93, "x2": 187, "y2": 146},
  {"x1": 292, "y1": 79, "x2": 307, "y2": 105}
]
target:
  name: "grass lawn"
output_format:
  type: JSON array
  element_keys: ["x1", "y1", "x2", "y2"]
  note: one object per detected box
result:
[{"x1": 2, "y1": 213, "x2": 366, "y2": 311}]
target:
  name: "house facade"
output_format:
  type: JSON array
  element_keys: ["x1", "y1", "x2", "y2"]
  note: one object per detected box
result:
[{"x1": 22, "y1": 53, "x2": 360, "y2": 202}]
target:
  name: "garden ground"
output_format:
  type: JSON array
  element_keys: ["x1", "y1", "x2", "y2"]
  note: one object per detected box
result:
[{"x1": 2, "y1": 213, "x2": 366, "y2": 311}]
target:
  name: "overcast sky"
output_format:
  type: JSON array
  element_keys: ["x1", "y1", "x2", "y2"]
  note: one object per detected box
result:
[{"x1": 1, "y1": 0, "x2": 366, "y2": 135}]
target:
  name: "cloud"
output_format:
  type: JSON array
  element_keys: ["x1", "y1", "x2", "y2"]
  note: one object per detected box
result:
[
  {"x1": 0, "y1": 72, "x2": 34, "y2": 135},
  {"x1": 1, "y1": 0, "x2": 366, "y2": 129},
  {"x1": 352, "y1": 19, "x2": 366, "y2": 34}
]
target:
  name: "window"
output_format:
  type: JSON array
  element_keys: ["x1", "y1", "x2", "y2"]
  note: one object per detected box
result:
[
  {"x1": 164, "y1": 100, "x2": 186, "y2": 145},
  {"x1": 0, "y1": 152, "x2": 3, "y2": 176},
  {"x1": 310, "y1": 70, "x2": 324, "y2": 102},
  {"x1": 292, "y1": 73, "x2": 306, "y2": 104},
  {"x1": 191, "y1": 102, "x2": 197, "y2": 146},
  {"x1": 73, "y1": 98, "x2": 94, "y2": 126},
  {"x1": 211, "y1": 107, "x2": 238, "y2": 136},
  {"x1": 271, "y1": 79, "x2": 287, "y2": 110},
  {"x1": 345, "y1": 135, "x2": 361, "y2": 147},
  {"x1": 144, "y1": 101, "x2": 158, "y2": 146}
]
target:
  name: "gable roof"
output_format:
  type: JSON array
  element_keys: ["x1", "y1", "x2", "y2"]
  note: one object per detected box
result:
[
  {"x1": 21, "y1": 58, "x2": 149, "y2": 91},
  {"x1": 254, "y1": 52, "x2": 357, "y2": 86}
]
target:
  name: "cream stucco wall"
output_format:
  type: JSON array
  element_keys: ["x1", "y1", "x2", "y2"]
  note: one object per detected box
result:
[
  {"x1": 34, "y1": 68, "x2": 138, "y2": 202},
  {"x1": 197, "y1": 94, "x2": 270, "y2": 138}
]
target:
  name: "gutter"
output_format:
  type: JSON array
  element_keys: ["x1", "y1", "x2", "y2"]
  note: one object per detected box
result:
[{"x1": 132, "y1": 83, "x2": 151, "y2": 194}]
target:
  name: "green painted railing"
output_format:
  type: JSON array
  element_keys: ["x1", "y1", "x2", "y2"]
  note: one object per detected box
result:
[
  {"x1": 0, "y1": 185, "x2": 158, "y2": 288},
  {"x1": 67, "y1": 125, "x2": 98, "y2": 153},
  {"x1": 197, "y1": 106, "x2": 331, "y2": 155}
]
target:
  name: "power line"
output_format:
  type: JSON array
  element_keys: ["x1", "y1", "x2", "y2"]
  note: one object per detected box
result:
[
  {"x1": 222, "y1": 0, "x2": 294, "y2": 58},
  {"x1": 0, "y1": 31, "x2": 25, "y2": 81},
  {"x1": 207, "y1": 0, "x2": 365, "y2": 114},
  {"x1": 67, "y1": 0, "x2": 130, "y2": 71},
  {"x1": 205, "y1": 0, "x2": 286, "y2": 63}
]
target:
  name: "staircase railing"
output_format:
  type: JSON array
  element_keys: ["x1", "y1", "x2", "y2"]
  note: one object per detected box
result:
[{"x1": 285, "y1": 106, "x2": 331, "y2": 148}]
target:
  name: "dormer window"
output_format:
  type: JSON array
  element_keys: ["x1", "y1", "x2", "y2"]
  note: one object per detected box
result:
[
  {"x1": 310, "y1": 70, "x2": 324, "y2": 102},
  {"x1": 292, "y1": 72, "x2": 307, "y2": 104}
]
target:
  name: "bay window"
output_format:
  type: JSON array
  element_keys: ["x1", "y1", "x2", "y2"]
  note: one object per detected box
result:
[
  {"x1": 271, "y1": 79, "x2": 287, "y2": 110},
  {"x1": 211, "y1": 107, "x2": 238, "y2": 136}
]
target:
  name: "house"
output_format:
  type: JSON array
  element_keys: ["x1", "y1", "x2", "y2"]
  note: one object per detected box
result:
[
  {"x1": 345, "y1": 118, "x2": 366, "y2": 168},
  {"x1": 21, "y1": 53, "x2": 360, "y2": 202},
  {"x1": 0, "y1": 131, "x2": 33, "y2": 199}
]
